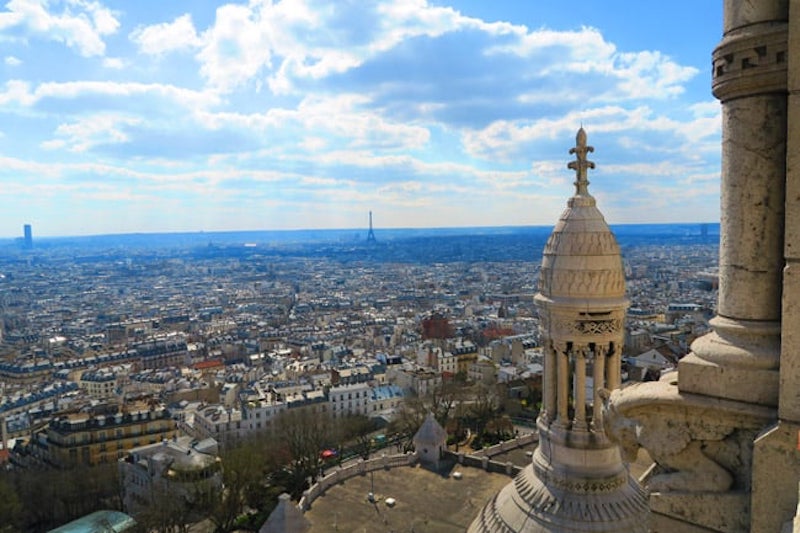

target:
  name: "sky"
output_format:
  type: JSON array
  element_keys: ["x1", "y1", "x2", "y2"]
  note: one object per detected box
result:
[{"x1": 0, "y1": 0, "x2": 723, "y2": 237}]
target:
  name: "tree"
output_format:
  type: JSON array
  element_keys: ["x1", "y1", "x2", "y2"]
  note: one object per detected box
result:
[
  {"x1": 206, "y1": 439, "x2": 270, "y2": 533},
  {"x1": 0, "y1": 471, "x2": 22, "y2": 533},
  {"x1": 133, "y1": 481, "x2": 199, "y2": 533},
  {"x1": 338, "y1": 414, "x2": 378, "y2": 459},
  {"x1": 388, "y1": 378, "x2": 465, "y2": 450},
  {"x1": 273, "y1": 407, "x2": 335, "y2": 499},
  {"x1": 466, "y1": 383, "x2": 500, "y2": 442}
]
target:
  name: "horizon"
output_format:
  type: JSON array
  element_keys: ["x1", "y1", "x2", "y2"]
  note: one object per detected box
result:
[
  {"x1": 0, "y1": 1, "x2": 721, "y2": 237},
  {"x1": 5, "y1": 220, "x2": 721, "y2": 242}
]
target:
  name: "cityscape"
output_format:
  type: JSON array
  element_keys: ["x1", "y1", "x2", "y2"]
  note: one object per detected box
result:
[
  {"x1": 5, "y1": 0, "x2": 800, "y2": 531},
  {"x1": 0, "y1": 221, "x2": 719, "y2": 531}
]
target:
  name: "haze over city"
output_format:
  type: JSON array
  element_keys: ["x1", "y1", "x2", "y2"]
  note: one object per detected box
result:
[{"x1": 0, "y1": 0, "x2": 721, "y2": 237}]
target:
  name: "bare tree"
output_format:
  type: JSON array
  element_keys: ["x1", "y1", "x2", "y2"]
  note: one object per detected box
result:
[
  {"x1": 272, "y1": 407, "x2": 335, "y2": 498},
  {"x1": 338, "y1": 414, "x2": 378, "y2": 459},
  {"x1": 0, "y1": 471, "x2": 21, "y2": 533},
  {"x1": 205, "y1": 438, "x2": 272, "y2": 533}
]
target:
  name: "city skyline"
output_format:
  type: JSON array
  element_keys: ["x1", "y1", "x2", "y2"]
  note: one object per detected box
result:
[{"x1": 0, "y1": 1, "x2": 721, "y2": 238}]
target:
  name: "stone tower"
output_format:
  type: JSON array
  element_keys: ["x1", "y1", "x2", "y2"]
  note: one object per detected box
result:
[
  {"x1": 602, "y1": 1, "x2": 800, "y2": 531},
  {"x1": 468, "y1": 129, "x2": 649, "y2": 533}
]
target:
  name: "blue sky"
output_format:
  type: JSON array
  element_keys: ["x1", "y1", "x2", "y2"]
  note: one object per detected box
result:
[{"x1": 0, "y1": 0, "x2": 722, "y2": 237}]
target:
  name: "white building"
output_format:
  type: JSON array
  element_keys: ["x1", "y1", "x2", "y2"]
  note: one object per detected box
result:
[
  {"x1": 329, "y1": 382, "x2": 370, "y2": 419},
  {"x1": 119, "y1": 436, "x2": 221, "y2": 516},
  {"x1": 193, "y1": 404, "x2": 244, "y2": 445}
]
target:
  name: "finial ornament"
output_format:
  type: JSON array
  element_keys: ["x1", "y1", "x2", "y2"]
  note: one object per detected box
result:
[{"x1": 568, "y1": 127, "x2": 595, "y2": 196}]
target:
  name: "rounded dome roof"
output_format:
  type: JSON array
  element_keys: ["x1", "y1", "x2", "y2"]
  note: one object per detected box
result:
[{"x1": 536, "y1": 129, "x2": 625, "y2": 301}]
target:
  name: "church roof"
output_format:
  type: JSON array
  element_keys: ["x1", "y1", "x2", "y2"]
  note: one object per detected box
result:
[{"x1": 537, "y1": 128, "x2": 625, "y2": 302}]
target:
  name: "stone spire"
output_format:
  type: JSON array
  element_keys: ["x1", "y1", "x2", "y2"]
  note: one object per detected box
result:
[
  {"x1": 468, "y1": 129, "x2": 649, "y2": 533},
  {"x1": 568, "y1": 127, "x2": 594, "y2": 197}
]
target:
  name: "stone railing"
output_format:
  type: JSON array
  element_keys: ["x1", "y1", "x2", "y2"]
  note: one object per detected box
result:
[
  {"x1": 298, "y1": 434, "x2": 537, "y2": 510},
  {"x1": 444, "y1": 433, "x2": 538, "y2": 478},
  {"x1": 472, "y1": 433, "x2": 537, "y2": 458},
  {"x1": 298, "y1": 452, "x2": 418, "y2": 510}
]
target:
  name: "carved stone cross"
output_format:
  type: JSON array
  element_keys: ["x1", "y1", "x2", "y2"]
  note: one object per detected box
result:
[{"x1": 568, "y1": 127, "x2": 595, "y2": 196}]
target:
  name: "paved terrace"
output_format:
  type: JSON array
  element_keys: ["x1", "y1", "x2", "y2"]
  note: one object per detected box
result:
[
  {"x1": 303, "y1": 445, "x2": 654, "y2": 533},
  {"x1": 304, "y1": 462, "x2": 510, "y2": 532}
]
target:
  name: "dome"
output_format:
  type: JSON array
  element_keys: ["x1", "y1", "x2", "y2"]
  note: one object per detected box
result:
[
  {"x1": 537, "y1": 129, "x2": 624, "y2": 302},
  {"x1": 468, "y1": 460, "x2": 648, "y2": 533}
]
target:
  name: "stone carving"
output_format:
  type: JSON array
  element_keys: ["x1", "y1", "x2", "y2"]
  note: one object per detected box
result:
[
  {"x1": 543, "y1": 231, "x2": 620, "y2": 257},
  {"x1": 532, "y1": 465, "x2": 626, "y2": 494},
  {"x1": 601, "y1": 380, "x2": 775, "y2": 493},
  {"x1": 539, "y1": 269, "x2": 625, "y2": 297},
  {"x1": 575, "y1": 319, "x2": 622, "y2": 335},
  {"x1": 550, "y1": 317, "x2": 622, "y2": 338},
  {"x1": 568, "y1": 126, "x2": 594, "y2": 196},
  {"x1": 712, "y1": 24, "x2": 787, "y2": 101}
]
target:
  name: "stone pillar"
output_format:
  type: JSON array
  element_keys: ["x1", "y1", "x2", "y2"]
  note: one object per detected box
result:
[
  {"x1": 679, "y1": 0, "x2": 788, "y2": 407},
  {"x1": 556, "y1": 348, "x2": 569, "y2": 426},
  {"x1": 592, "y1": 347, "x2": 605, "y2": 428},
  {"x1": 543, "y1": 343, "x2": 556, "y2": 421},
  {"x1": 573, "y1": 349, "x2": 587, "y2": 430},
  {"x1": 751, "y1": 2, "x2": 800, "y2": 531},
  {"x1": 607, "y1": 347, "x2": 621, "y2": 391},
  {"x1": 779, "y1": 0, "x2": 800, "y2": 429}
]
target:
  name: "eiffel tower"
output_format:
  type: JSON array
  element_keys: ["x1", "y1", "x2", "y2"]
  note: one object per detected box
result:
[{"x1": 366, "y1": 211, "x2": 376, "y2": 243}]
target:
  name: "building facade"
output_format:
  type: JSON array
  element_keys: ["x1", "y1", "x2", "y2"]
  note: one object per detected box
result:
[
  {"x1": 119, "y1": 436, "x2": 221, "y2": 517},
  {"x1": 19, "y1": 402, "x2": 177, "y2": 467}
]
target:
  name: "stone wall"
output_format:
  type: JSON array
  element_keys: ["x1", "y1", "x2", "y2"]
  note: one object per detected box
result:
[
  {"x1": 298, "y1": 452, "x2": 418, "y2": 511},
  {"x1": 297, "y1": 433, "x2": 537, "y2": 511}
]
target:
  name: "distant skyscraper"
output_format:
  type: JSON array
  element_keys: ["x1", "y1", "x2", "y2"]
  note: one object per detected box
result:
[
  {"x1": 366, "y1": 211, "x2": 376, "y2": 243},
  {"x1": 23, "y1": 224, "x2": 32, "y2": 249}
]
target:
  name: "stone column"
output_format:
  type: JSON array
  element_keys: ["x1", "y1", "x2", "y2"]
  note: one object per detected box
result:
[
  {"x1": 779, "y1": 0, "x2": 800, "y2": 429},
  {"x1": 544, "y1": 343, "x2": 556, "y2": 422},
  {"x1": 607, "y1": 348, "x2": 621, "y2": 391},
  {"x1": 679, "y1": 0, "x2": 788, "y2": 406},
  {"x1": 573, "y1": 349, "x2": 587, "y2": 430},
  {"x1": 751, "y1": 2, "x2": 800, "y2": 531},
  {"x1": 592, "y1": 346, "x2": 605, "y2": 429},
  {"x1": 557, "y1": 348, "x2": 569, "y2": 426}
]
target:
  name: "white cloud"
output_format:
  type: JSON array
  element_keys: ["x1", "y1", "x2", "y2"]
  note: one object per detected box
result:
[
  {"x1": 102, "y1": 57, "x2": 124, "y2": 69},
  {"x1": 195, "y1": 93, "x2": 430, "y2": 150},
  {"x1": 0, "y1": 0, "x2": 119, "y2": 57},
  {"x1": 130, "y1": 14, "x2": 202, "y2": 56},
  {"x1": 461, "y1": 105, "x2": 718, "y2": 161},
  {"x1": 193, "y1": 0, "x2": 476, "y2": 93},
  {"x1": 488, "y1": 25, "x2": 696, "y2": 101},
  {"x1": 4, "y1": 55, "x2": 21, "y2": 66},
  {"x1": 0, "y1": 79, "x2": 221, "y2": 110},
  {"x1": 42, "y1": 114, "x2": 142, "y2": 152},
  {"x1": 197, "y1": 3, "x2": 274, "y2": 91}
]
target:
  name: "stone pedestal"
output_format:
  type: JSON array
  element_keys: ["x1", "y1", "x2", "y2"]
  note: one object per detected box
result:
[
  {"x1": 650, "y1": 492, "x2": 749, "y2": 533},
  {"x1": 751, "y1": 421, "x2": 800, "y2": 532},
  {"x1": 604, "y1": 380, "x2": 775, "y2": 532}
]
